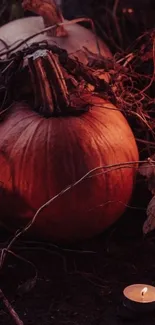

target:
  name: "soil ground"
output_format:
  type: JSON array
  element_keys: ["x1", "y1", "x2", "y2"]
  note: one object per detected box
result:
[{"x1": 0, "y1": 181, "x2": 155, "y2": 325}]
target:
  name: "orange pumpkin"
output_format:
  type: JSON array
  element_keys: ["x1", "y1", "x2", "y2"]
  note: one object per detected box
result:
[{"x1": 0, "y1": 45, "x2": 138, "y2": 243}]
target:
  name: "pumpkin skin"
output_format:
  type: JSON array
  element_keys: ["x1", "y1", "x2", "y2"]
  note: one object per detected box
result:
[
  {"x1": 0, "y1": 16, "x2": 111, "y2": 63},
  {"x1": 0, "y1": 96, "x2": 138, "y2": 243}
]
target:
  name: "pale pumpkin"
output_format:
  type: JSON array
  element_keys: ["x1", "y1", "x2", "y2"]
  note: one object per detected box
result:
[{"x1": 0, "y1": 0, "x2": 111, "y2": 64}]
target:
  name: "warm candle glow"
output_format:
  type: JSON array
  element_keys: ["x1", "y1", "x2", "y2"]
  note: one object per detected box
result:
[
  {"x1": 123, "y1": 284, "x2": 155, "y2": 303},
  {"x1": 141, "y1": 287, "x2": 148, "y2": 297}
]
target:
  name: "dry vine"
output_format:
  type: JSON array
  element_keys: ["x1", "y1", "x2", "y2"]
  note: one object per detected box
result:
[{"x1": 0, "y1": 28, "x2": 155, "y2": 154}]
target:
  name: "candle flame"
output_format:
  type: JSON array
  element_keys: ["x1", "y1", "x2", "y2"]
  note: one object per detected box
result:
[{"x1": 141, "y1": 287, "x2": 148, "y2": 297}]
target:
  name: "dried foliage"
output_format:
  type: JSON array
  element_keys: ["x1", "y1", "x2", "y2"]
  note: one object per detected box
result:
[
  {"x1": 0, "y1": 24, "x2": 155, "y2": 154},
  {"x1": 139, "y1": 154, "x2": 155, "y2": 234}
]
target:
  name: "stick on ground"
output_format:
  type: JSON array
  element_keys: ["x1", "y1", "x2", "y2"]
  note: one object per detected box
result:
[{"x1": 0, "y1": 288, "x2": 24, "y2": 325}]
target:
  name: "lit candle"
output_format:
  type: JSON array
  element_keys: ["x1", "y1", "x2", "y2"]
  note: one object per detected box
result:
[{"x1": 123, "y1": 284, "x2": 155, "y2": 312}]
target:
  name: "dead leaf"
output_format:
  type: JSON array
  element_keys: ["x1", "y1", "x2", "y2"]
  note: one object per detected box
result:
[
  {"x1": 17, "y1": 276, "x2": 37, "y2": 296},
  {"x1": 143, "y1": 196, "x2": 155, "y2": 234},
  {"x1": 139, "y1": 155, "x2": 155, "y2": 195},
  {"x1": 139, "y1": 156, "x2": 155, "y2": 179},
  {"x1": 148, "y1": 176, "x2": 155, "y2": 195}
]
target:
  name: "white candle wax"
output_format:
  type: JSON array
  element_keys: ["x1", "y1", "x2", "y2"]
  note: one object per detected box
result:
[{"x1": 123, "y1": 284, "x2": 155, "y2": 303}]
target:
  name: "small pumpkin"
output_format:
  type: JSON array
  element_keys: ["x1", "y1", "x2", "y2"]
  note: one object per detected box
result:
[
  {"x1": 0, "y1": 0, "x2": 111, "y2": 64},
  {"x1": 0, "y1": 45, "x2": 138, "y2": 243}
]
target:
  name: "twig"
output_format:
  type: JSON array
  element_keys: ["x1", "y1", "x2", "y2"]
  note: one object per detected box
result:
[
  {"x1": 123, "y1": 53, "x2": 135, "y2": 67},
  {"x1": 113, "y1": 0, "x2": 119, "y2": 16},
  {"x1": 116, "y1": 52, "x2": 135, "y2": 65},
  {"x1": 136, "y1": 138, "x2": 155, "y2": 147},
  {"x1": 0, "y1": 288, "x2": 24, "y2": 325},
  {"x1": 103, "y1": 0, "x2": 123, "y2": 47},
  {"x1": 139, "y1": 39, "x2": 155, "y2": 94},
  {"x1": 13, "y1": 240, "x2": 96, "y2": 254}
]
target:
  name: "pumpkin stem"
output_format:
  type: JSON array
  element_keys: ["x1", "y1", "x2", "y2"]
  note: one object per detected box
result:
[
  {"x1": 27, "y1": 49, "x2": 71, "y2": 116},
  {"x1": 26, "y1": 48, "x2": 90, "y2": 117},
  {"x1": 22, "y1": 0, "x2": 68, "y2": 37}
]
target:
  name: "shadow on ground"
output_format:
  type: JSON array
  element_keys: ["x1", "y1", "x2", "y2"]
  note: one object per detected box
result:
[{"x1": 0, "y1": 180, "x2": 155, "y2": 325}]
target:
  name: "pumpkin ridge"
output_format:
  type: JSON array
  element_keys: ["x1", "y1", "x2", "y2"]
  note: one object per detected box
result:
[
  {"x1": 13, "y1": 118, "x2": 44, "y2": 190},
  {"x1": 82, "y1": 111, "x2": 114, "y2": 214},
  {"x1": 1, "y1": 114, "x2": 36, "y2": 166}
]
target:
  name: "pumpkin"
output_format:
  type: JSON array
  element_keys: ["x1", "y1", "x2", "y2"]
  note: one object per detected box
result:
[
  {"x1": 0, "y1": 0, "x2": 111, "y2": 64},
  {"x1": 0, "y1": 45, "x2": 138, "y2": 243}
]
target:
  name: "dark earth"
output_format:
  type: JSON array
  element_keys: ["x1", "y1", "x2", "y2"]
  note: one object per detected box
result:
[{"x1": 0, "y1": 179, "x2": 155, "y2": 325}]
